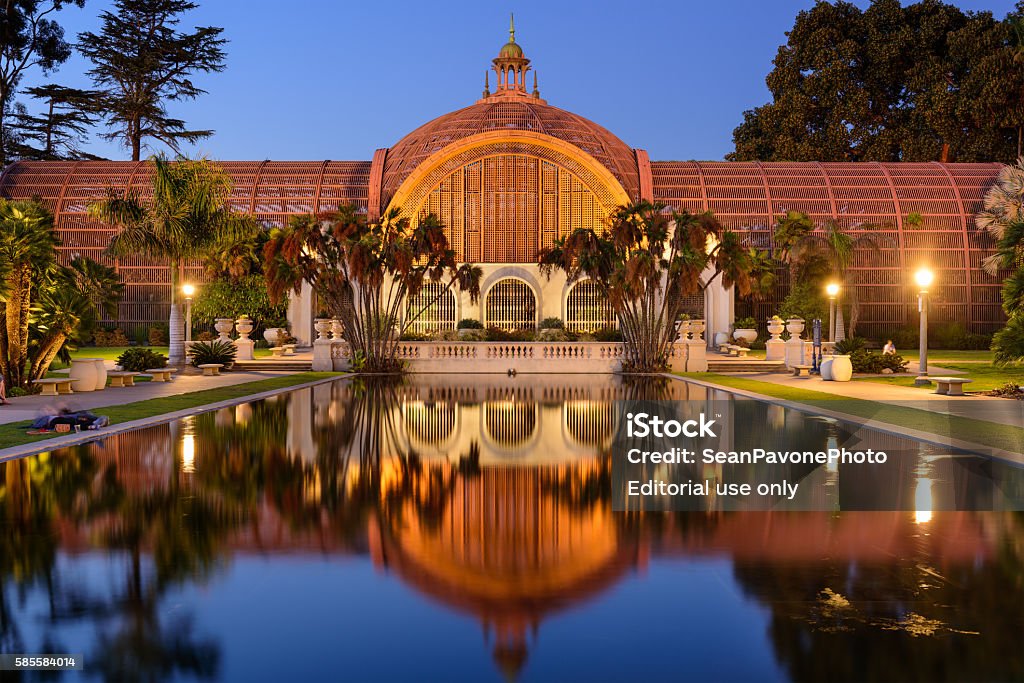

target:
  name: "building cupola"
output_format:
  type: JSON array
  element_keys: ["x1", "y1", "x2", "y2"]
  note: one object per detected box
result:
[{"x1": 484, "y1": 15, "x2": 542, "y2": 102}]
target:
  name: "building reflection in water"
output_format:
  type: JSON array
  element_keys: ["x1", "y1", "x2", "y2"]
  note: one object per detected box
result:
[{"x1": 0, "y1": 375, "x2": 1021, "y2": 681}]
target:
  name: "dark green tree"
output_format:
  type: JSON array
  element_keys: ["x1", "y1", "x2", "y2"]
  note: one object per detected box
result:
[
  {"x1": 77, "y1": 0, "x2": 226, "y2": 161},
  {"x1": 729, "y1": 0, "x2": 1024, "y2": 163},
  {"x1": 9, "y1": 84, "x2": 102, "y2": 160},
  {"x1": 0, "y1": 0, "x2": 85, "y2": 166}
]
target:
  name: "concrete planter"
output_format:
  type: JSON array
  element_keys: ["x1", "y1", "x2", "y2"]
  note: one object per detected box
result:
[
  {"x1": 69, "y1": 358, "x2": 99, "y2": 392},
  {"x1": 820, "y1": 355, "x2": 834, "y2": 381},
  {"x1": 831, "y1": 354, "x2": 853, "y2": 382},
  {"x1": 785, "y1": 318, "x2": 805, "y2": 339},
  {"x1": 733, "y1": 329, "x2": 757, "y2": 344}
]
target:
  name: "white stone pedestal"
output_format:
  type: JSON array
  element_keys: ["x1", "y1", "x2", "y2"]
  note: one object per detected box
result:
[
  {"x1": 765, "y1": 338, "x2": 785, "y2": 362},
  {"x1": 685, "y1": 339, "x2": 708, "y2": 372},
  {"x1": 235, "y1": 339, "x2": 254, "y2": 361}
]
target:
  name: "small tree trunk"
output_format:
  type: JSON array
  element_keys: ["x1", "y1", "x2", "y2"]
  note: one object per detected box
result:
[{"x1": 29, "y1": 332, "x2": 67, "y2": 383}]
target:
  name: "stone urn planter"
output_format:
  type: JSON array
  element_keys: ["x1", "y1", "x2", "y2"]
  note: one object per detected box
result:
[
  {"x1": 691, "y1": 319, "x2": 705, "y2": 341},
  {"x1": 713, "y1": 331, "x2": 729, "y2": 347},
  {"x1": 677, "y1": 319, "x2": 691, "y2": 341},
  {"x1": 264, "y1": 327, "x2": 285, "y2": 346},
  {"x1": 830, "y1": 354, "x2": 853, "y2": 382},
  {"x1": 314, "y1": 318, "x2": 331, "y2": 341},
  {"x1": 235, "y1": 317, "x2": 253, "y2": 341},
  {"x1": 215, "y1": 318, "x2": 234, "y2": 341},
  {"x1": 785, "y1": 318, "x2": 805, "y2": 339},
  {"x1": 767, "y1": 318, "x2": 785, "y2": 340},
  {"x1": 733, "y1": 328, "x2": 757, "y2": 344},
  {"x1": 330, "y1": 319, "x2": 344, "y2": 341},
  {"x1": 820, "y1": 355, "x2": 835, "y2": 381},
  {"x1": 69, "y1": 358, "x2": 100, "y2": 392}
]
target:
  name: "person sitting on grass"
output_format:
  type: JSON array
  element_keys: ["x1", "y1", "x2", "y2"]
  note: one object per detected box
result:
[{"x1": 882, "y1": 339, "x2": 896, "y2": 355}]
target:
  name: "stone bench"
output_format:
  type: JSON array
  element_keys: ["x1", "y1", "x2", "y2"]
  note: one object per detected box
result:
[
  {"x1": 718, "y1": 343, "x2": 732, "y2": 354},
  {"x1": 933, "y1": 376, "x2": 973, "y2": 396},
  {"x1": 792, "y1": 364, "x2": 813, "y2": 378},
  {"x1": 107, "y1": 371, "x2": 140, "y2": 387},
  {"x1": 727, "y1": 345, "x2": 750, "y2": 358},
  {"x1": 33, "y1": 378, "x2": 74, "y2": 396},
  {"x1": 145, "y1": 368, "x2": 173, "y2": 382},
  {"x1": 270, "y1": 344, "x2": 297, "y2": 357},
  {"x1": 198, "y1": 363, "x2": 224, "y2": 376}
]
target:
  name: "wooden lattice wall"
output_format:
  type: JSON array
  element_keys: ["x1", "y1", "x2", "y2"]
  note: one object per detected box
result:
[{"x1": 651, "y1": 161, "x2": 1003, "y2": 334}]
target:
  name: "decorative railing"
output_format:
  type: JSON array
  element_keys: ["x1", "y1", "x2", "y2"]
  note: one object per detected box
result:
[{"x1": 315, "y1": 339, "x2": 706, "y2": 373}]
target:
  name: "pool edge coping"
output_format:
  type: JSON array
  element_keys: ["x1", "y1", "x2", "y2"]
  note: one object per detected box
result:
[
  {"x1": 0, "y1": 373, "x2": 350, "y2": 463},
  {"x1": 666, "y1": 373, "x2": 1024, "y2": 466}
]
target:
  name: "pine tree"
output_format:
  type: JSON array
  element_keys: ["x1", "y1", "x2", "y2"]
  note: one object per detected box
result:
[
  {"x1": 77, "y1": 0, "x2": 226, "y2": 161},
  {"x1": 0, "y1": 0, "x2": 85, "y2": 166},
  {"x1": 10, "y1": 84, "x2": 102, "y2": 160}
]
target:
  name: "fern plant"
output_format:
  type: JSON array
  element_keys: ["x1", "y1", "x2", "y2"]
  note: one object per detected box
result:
[
  {"x1": 116, "y1": 347, "x2": 168, "y2": 372},
  {"x1": 188, "y1": 339, "x2": 237, "y2": 368}
]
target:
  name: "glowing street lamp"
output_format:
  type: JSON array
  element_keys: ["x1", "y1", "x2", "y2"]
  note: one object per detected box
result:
[
  {"x1": 182, "y1": 283, "x2": 196, "y2": 344},
  {"x1": 825, "y1": 282, "x2": 840, "y2": 342},
  {"x1": 914, "y1": 268, "x2": 934, "y2": 386}
]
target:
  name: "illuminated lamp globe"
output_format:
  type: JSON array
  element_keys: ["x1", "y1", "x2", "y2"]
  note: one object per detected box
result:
[
  {"x1": 182, "y1": 284, "x2": 196, "y2": 297},
  {"x1": 914, "y1": 268, "x2": 934, "y2": 291},
  {"x1": 825, "y1": 283, "x2": 840, "y2": 298}
]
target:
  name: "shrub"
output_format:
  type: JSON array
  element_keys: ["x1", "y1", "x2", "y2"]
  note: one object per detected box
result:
[
  {"x1": 148, "y1": 323, "x2": 168, "y2": 346},
  {"x1": 117, "y1": 347, "x2": 168, "y2": 372},
  {"x1": 454, "y1": 328, "x2": 485, "y2": 341},
  {"x1": 188, "y1": 339, "x2": 237, "y2": 368},
  {"x1": 93, "y1": 327, "x2": 129, "y2": 347},
  {"x1": 991, "y1": 381, "x2": 1024, "y2": 397},
  {"x1": 849, "y1": 349, "x2": 908, "y2": 374},
  {"x1": 535, "y1": 328, "x2": 568, "y2": 342},
  {"x1": 732, "y1": 316, "x2": 757, "y2": 330},
  {"x1": 779, "y1": 281, "x2": 828, "y2": 326},
  {"x1": 539, "y1": 317, "x2": 564, "y2": 330},
  {"x1": 399, "y1": 330, "x2": 431, "y2": 341},
  {"x1": 457, "y1": 318, "x2": 483, "y2": 329},
  {"x1": 191, "y1": 273, "x2": 289, "y2": 341},
  {"x1": 8, "y1": 386, "x2": 28, "y2": 397},
  {"x1": 593, "y1": 327, "x2": 623, "y2": 342},
  {"x1": 195, "y1": 330, "x2": 214, "y2": 341},
  {"x1": 485, "y1": 326, "x2": 534, "y2": 342},
  {"x1": 931, "y1": 322, "x2": 991, "y2": 350},
  {"x1": 834, "y1": 337, "x2": 867, "y2": 355},
  {"x1": 993, "y1": 316, "x2": 1024, "y2": 366}
]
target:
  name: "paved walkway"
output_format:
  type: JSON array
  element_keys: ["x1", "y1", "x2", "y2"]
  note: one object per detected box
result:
[
  {"x1": 722, "y1": 371, "x2": 1024, "y2": 428},
  {"x1": 0, "y1": 369, "x2": 298, "y2": 426}
]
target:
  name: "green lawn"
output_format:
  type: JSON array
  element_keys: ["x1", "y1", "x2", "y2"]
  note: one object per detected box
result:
[
  {"x1": 0, "y1": 371, "x2": 341, "y2": 450},
  {"x1": 678, "y1": 372, "x2": 1024, "y2": 455},
  {"x1": 856, "y1": 362, "x2": 1023, "y2": 392},
  {"x1": 49, "y1": 345, "x2": 275, "y2": 370}
]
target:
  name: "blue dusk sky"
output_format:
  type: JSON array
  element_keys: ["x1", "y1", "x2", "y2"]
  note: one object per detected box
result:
[{"x1": 18, "y1": 0, "x2": 1020, "y2": 162}]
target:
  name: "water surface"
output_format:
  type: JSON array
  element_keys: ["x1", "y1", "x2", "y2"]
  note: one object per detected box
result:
[{"x1": 0, "y1": 375, "x2": 1021, "y2": 682}]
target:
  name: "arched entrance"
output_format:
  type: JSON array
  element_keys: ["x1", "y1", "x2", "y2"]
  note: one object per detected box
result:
[{"x1": 485, "y1": 277, "x2": 537, "y2": 330}]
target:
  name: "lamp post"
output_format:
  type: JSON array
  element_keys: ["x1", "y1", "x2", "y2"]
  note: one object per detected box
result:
[
  {"x1": 825, "y1": 283, "x2": 840, "y2": 342},
  {"x1": 913, "y1": 268, "x2": 934, "y2": 386},
  {"x1": 182, "y1": 284, "x2": 195, "y2": 344}
]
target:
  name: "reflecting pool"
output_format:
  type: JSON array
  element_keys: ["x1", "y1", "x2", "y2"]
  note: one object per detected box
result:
[{"x1": 0, "y1": 375, "x2": 1021, "y2": 682}]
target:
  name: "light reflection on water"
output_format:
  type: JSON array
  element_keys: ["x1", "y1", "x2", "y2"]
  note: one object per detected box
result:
[{"x1": 0, "y1": 374, "x2": 1021, "y2": 682}]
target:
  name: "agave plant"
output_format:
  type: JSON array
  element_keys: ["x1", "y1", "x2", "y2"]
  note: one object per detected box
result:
[{"x1": 188, "y1": 339, "x2": 237, "y2": 369}]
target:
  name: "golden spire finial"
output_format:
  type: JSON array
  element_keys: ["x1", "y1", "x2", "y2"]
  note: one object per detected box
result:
[
  {"x1": 532, "y1": 70, "x2": 539, "y2": 97},
  {"x1": 483, "y1": 70, "x2": 490, "y2": 98},
  {"x1": 509, "y1": 13, "x2": 515, "y2": 43}
]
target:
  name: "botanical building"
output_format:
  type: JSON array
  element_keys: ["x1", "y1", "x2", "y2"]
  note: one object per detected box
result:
[{"x1": 0, "y1": 24, "x2": 1004, "y2": 343}]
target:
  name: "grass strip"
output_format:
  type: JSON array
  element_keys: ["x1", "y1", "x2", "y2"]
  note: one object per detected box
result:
[
  {"x1": 0, "y1": 371, "x2": 341, "y2": 450},
  {"x1": 680, "y1": 372, "x2": 1024, "y2": 455}
]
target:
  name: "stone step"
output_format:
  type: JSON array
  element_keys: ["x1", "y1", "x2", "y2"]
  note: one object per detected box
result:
[{"x1": 707, "y1": 360, "x2": 788, "y2": 373}]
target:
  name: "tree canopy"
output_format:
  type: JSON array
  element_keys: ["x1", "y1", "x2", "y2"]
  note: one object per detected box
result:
[
  {"x1": 730, "y1": 0, "x2": 1024, "y2": 163},
  {"x1": 77, "y1": 0, "x2": 227, "y2": 161}
]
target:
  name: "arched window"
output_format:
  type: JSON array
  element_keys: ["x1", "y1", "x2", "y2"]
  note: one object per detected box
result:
[
  {"x1": 485, "y1": 278, "x2": 537, "y2": 330},
  {"x1": 484, "y1": 401, "x2": 537, "y2": 450},
  {"x1": 565, "y1": 279, "x2": 615, "y2": 332},
  {"x1": 406, "y1": 282, "x2": 456, "y2": 334}
]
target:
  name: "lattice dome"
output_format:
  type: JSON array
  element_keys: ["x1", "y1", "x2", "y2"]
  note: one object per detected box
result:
[{"x1": 379, "y1": 99, "x2": 641, "y2": 211}]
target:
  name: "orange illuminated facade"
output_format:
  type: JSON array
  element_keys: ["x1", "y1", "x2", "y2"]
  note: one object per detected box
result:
[{"x1": 0, "y1": 21, "x2": 1005, "y2": 335}]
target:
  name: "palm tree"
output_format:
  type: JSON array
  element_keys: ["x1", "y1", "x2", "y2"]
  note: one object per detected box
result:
[
  {"x1": 773, "y1": 213, "x2": 885, "y2": 338},
  {"x1": 89, "y1": 155, "x2": 254, "y2": 365},
  {"x1": 0, "y1": 199, "x2": 58, "y2": 387}
]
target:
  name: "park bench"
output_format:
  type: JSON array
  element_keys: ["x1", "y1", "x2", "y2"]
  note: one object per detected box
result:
[
  {"x1": 792, "y1": 364, "x2": 813, "y2": 378},
  {"x1": 933, "y1": 376, "x2": 973, "y2": 396},
  {"x1": 726, "y1": 345, "x2": 750, "y2": 358},
  {"x1": 146, "y1": 368, "x2": 174, "y2": 382},
  {"x1": 717, "y1": 343, "x2": 731, "y2": 354},
  {"x1": 198, "y1": 363, "x2": 224, "y2": 376},
  {"x1": 34, "y1": 378, "x2": 74, "y2": 396},
  {"x1": 270, "y1": 343, "x2": 297, "y2": 357},
  {"x1": 107, "y1": 371, "x2": 140, "y2": 387}
]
